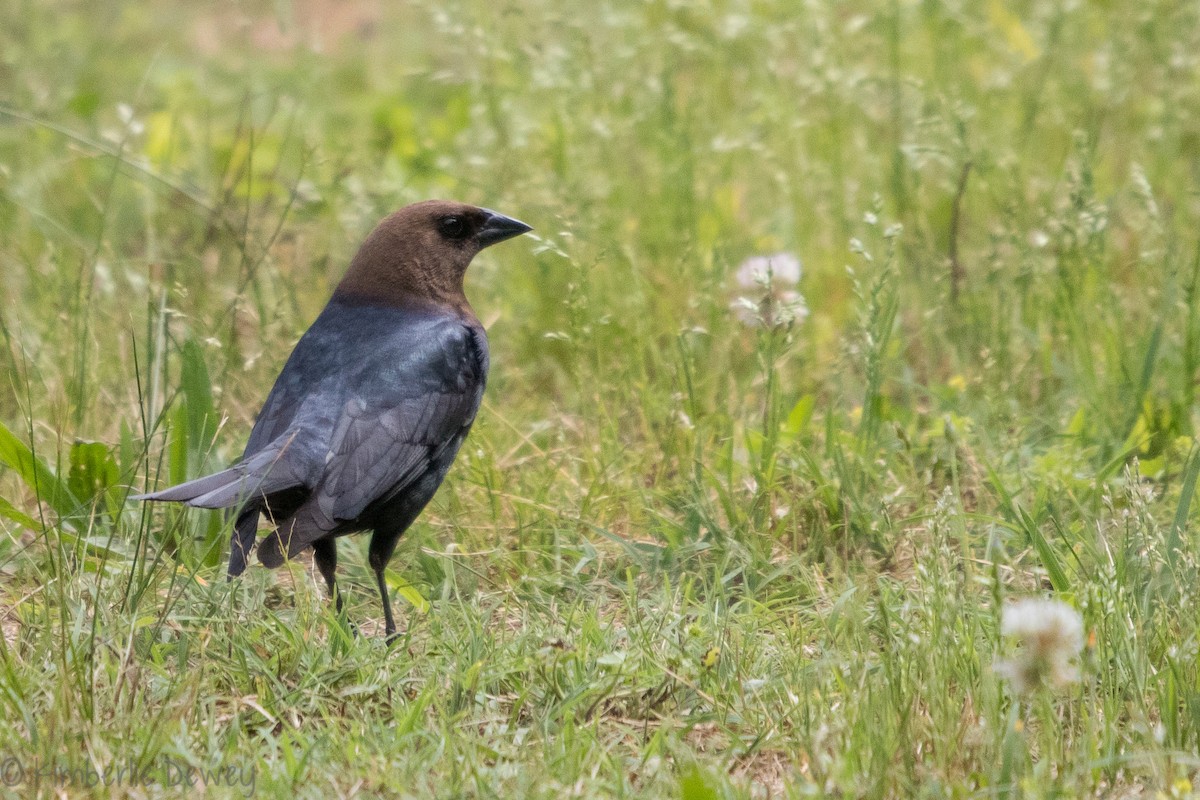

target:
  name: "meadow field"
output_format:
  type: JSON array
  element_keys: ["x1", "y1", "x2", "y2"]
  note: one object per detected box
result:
[{"x1": 2, "y1": 0, "x2": 1199, "y2": 796}]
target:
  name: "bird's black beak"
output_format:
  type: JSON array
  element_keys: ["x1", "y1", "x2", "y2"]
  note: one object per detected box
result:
[{"x1": 476, "y1": 209, "x2": 533, "y2": 248}]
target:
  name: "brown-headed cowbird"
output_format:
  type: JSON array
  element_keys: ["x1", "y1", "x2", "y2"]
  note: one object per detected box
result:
[{"x1": 135, "y1": 200, "x2": 531, "y2": 639}]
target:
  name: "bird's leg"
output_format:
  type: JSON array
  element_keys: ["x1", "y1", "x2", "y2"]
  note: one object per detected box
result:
[
  {"x1": 312, "y1": 538, "x2": 343, "y2": 614},
  {"x1": 374, "y1": 564, "x2": 398, "y2": 644},
  {"x1": 368, "y1": 535, "x2": 401, "y2": 644}
]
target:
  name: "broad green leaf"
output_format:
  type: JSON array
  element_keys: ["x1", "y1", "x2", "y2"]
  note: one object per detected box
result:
[
  {"x1": 679, "y1": 766, "x2": 721, "y2": 800},
  {"x1": 68, "y1": 440, "x2": 119, "y2": 505},
  {"x1": 0, "y1": 419, "x2": 79, "y2": 519},
  {"x1": 388, "y1": 573, "x2": 430, "y2": 613},
  {"x1": 0, "y1": 495, "x2": 40, "y2": 530},
  {"x1": 783, "y1": 394, "x2": 815, "y2": 437},
  {"x1": 169, "y1": 339, "x2": 220, "y2": 486}
]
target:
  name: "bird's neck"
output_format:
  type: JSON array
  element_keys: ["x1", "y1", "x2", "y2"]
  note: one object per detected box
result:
[
  {"x1": 333, "y1": 268, "x2": 477, "y2": 326},
  {"x1": 333, "y1": 258, "x2": 475, "y2": 319}
]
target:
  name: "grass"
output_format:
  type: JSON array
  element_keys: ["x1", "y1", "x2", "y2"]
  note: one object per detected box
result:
[{"x1": 2, "y1": 0, "x2": 1200, "y2": 796}]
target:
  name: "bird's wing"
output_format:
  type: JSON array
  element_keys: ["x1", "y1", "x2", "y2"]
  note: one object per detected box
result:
[
  {"x1": 258, "y1": 321, "x2": 486, "y2": 563},
  {"x1": 321, "y1": 321, "x2": 486, "y2": 523},
  {"x1": 242, "y1": 334, "x2": 335, "y2": 456},
  {"x1": 325, "y1": 391, "x2": 478, "y2": 521}
]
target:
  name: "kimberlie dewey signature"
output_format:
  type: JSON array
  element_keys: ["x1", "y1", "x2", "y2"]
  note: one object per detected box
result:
[{"x1": 1, "y1": 755, "x2": 256, "y2": 795}]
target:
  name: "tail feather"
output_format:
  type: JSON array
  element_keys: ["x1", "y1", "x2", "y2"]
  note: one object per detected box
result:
[
  {"x1": 257, "y1": 533, "x2": 285, "y2": 568},
  {"x1": 134, "y1": 429, "x2": 318, "y2": 577},
  {"x1": 258, "y1": 510, "x2": 327, "y2": 568},
  {"x1": 258, "y1": 518, "x2": 299, "y2": 568},
  {"x1": 130, "y1": 466, "x2": 245, "y2": 504},
  {"x1": 227, "y1": 508, "x2": 260, "y2": 577},
  {"x1": 133, "y1": 447, "x2": 303, "y2": 509}
]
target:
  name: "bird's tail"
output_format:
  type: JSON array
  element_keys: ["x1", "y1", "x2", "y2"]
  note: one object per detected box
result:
[
  {"x1": 132, "y1": 446, "x2": 302, "y2": 509},
  {"x1": 257, "y1": 517, "x2": 301, "y2": 568},
  {"x1": 256, "y1": 508, "x2": 328, "y2": 568},
  {"x1": 227, "y1": 507, "x2": 260, "y2": 577},
  {"x1": 130, "y1": 465, "x2": 249, "y2": 507},
  {"x1": 134, "y1": 437, "x2": 310, "y2": 573}
]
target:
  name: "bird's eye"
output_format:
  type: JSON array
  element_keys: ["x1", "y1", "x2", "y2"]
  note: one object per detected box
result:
[{"x1": 438, "y1": 216, "x2": 470, "y2": 240}]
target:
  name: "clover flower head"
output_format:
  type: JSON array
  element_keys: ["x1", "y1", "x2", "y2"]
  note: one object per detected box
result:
[
  {"x1": 730, "y1": 252, "x2": 807, "y2": 328},
  {"x1": 734, "y1": 252, "x2": 802, "y2": 289},
  {"x1": 995, "y1": 598, "x2": 1084, "y2": 693}
]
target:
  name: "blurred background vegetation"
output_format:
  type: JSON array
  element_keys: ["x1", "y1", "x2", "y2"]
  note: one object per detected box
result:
[{"x1": 2, "y1": 0, "x2": 1200, "y2": 797}]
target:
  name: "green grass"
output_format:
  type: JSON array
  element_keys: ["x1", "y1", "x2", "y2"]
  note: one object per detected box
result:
[{"x1": 2, "y1": 0, "x2": 1200, "y2": 796}]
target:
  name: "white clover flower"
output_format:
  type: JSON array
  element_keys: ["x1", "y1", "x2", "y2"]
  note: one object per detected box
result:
[
  {"x1": 995, "y1": 598, "x2": 1084, "y2": 693},
  {"x1": 734, "y1": 252, "x2": 802, "y2": 289},
  {"x1": 730, "y1": 252, "x2": 807, "y2": 328}
]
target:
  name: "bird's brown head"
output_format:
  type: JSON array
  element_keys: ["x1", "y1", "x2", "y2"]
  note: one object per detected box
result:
[{"x1": 333, "y1": 200, "x2": 532, "y2": 314}]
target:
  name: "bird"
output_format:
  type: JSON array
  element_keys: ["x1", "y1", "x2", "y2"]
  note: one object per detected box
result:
[{"x1": 134, "y1": 200, "x2": 531, "y2": 639}]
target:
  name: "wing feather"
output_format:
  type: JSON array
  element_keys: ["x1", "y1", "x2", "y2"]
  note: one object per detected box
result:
[{"x1": 259, "y1": 321, "x2": 487, "y2": 561}]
